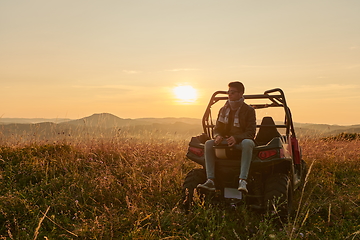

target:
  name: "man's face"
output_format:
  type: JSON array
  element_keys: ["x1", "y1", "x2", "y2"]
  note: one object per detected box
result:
[{"x1": 228, "y1": 87, "x2": 243, "y2": 101}]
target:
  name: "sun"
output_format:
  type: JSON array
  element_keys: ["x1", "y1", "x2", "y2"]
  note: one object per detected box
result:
[{"x1": 173, "y1": 85, "x2": 198, "y2": 103}]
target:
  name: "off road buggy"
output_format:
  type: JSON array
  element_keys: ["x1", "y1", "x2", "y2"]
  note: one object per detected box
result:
[{"x1": 182, "y1": 88, "x2": 307, "y2": 218}]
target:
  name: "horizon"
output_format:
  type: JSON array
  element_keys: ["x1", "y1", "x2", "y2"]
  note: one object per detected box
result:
[
  {"x1": 1, "y1": 112, "x2": 359, "y2": 127},
  {"x1": 1, "y1": 1, "x2": 359, "y2": 125}
]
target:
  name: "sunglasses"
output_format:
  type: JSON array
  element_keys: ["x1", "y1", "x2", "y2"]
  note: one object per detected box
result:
[{"x1": 227, "y1": 90, "x2": 239, "y2": 95}]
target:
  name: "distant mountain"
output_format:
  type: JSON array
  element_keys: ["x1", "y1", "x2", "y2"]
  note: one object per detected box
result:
[
  {"x1": 328, "y1": 127, "x2": 360, "y2": 136},
  {"x1": 0, "y1": 113, "x2": 203, "y2": 140},
  {"x1": 61, "y1": 113, "x2": 141, "y2": 128},
  {"x1": 0, "y1": 118, "x2": 71, "y2": 124},
  {"x1": 1, "y1": 113, "x2": 359, "y2": 140},
  {"x1": 294, "y1": 123, "x2": 360, "y2": 137},
  {"x1": 60, "y1": 113, "x2": 202, "y2": 130},
  {"x1": 137, "y1": 117, "x2": 201, "y2": 125},
  {"x1": 294, "y1": 123, "x2": 357, "y2": 132}
]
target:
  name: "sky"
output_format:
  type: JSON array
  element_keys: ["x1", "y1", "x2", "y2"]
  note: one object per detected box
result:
[{"x1": 1, "y1": 0, "x2": 359, "y2": 125}]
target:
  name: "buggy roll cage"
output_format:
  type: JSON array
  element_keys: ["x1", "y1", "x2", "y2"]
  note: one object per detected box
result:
[{"x1": 202, "y1": 88, "x2": 296, "y2": 139}]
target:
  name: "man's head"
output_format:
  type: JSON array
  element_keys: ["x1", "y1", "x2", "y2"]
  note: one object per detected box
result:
[{"x1": 228, "y1": 81, "x2": 244, "y2": 101}]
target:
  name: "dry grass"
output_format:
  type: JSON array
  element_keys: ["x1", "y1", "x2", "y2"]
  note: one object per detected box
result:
[{"x1": 0, "y1": 133, "x2": 359, "y2": 239}]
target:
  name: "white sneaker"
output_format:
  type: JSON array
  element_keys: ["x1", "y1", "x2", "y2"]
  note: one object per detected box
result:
[
  {"x1": 197, "y1": 179, "x2": 216, "y2": 191},
  {"x1": 238, "y1": 179, "x2": 248, "y2": 193}
]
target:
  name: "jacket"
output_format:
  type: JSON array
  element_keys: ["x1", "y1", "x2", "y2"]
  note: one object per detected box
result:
[{"x1": 213, "y1": 102, "x2": 256, "y2": 143}]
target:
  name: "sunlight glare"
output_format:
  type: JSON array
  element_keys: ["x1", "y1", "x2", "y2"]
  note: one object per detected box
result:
[{"x1": 173, "y1": 85, "x2": 198, "y2": 103}]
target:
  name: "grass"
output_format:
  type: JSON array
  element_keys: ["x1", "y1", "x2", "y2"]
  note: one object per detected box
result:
[{"x1": 0, "y1": 133, "x2": 360, "y2": 239}]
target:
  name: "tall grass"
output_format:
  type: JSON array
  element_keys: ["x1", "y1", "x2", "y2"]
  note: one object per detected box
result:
[{"x1": 0, "y1": 133, "x2": 359, "y2": 239}]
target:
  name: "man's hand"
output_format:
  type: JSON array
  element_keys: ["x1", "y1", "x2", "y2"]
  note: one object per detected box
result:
[
  {"x1": 226, "y1": 136, "x2": 237, "y2": 147},
  {"x1": 214, "y1": 135, "x2": 223, "y2": 145}
]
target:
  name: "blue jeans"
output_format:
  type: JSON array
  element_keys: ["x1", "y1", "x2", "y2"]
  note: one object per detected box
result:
[{"x1": 204, "y1": 139, "x2": 255, "y2": 180}]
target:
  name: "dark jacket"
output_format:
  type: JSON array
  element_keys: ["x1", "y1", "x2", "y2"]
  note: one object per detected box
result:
[{"x1": 214, "y1": 103, "x2": 256, "y2": 143}]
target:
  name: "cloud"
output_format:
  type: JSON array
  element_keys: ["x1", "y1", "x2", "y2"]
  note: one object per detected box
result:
[
  {"x1": 72, "y1": 84, "x2": 132, "y2": 93},
  {"x1": 349, "y1": 46, "x2": 359, "y2": 50},
  {"x1": 238, "y1": 65, "x2": 273, "y2": 68},
  {"x1": 122, "y1": 70, "x2": 141, "y2": 74},
  {"x1": 287, "y1": 84, "x2": 360, "y2": 101},
  {"x1": 284, "y1": 84, "x2": 360, "y2": 107},
  {"x1": 164, "y1": 68, "x2": 200, "y2": 72},
  {"x1": 289, "y1": 84, "x2": 360, "y2": 93},
  {"x1": 345, "y1": 64, "x2": 360, "y2": 69}
]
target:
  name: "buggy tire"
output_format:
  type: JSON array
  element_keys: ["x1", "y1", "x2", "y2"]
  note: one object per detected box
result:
[
  {"x1": 264, "y1": 173, "x2": 293, "y2": 221},
  {"x1": 182, "y1": 168, "x2": 207, "y2": 211}
]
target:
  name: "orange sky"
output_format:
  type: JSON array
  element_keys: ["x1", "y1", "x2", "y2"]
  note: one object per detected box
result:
[{"x1": 1, "y1": 1, "x2": 359, "y2": 125}]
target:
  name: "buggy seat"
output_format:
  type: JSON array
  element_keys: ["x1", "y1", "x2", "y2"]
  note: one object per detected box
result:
[{"x1": 255, "y1": 117, "x2": 281, "y2": 146}]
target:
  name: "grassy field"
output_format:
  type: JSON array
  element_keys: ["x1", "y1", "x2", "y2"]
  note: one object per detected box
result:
[{"x1": 0, "y1": 134, "x2": 359, "y2": 239}]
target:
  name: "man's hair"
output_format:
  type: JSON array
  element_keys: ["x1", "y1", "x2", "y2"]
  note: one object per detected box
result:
[{"x1": 228, "y1": 81, "x2": 245, "y2": 94}]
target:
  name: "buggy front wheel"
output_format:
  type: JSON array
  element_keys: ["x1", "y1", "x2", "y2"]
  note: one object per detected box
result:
[{"x1": 182, "y1": 168, "x2": 207, "y2": 211}]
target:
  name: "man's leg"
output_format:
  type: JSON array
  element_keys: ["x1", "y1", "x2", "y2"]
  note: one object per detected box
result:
[
  {"x1": 238, "y1": 139, "x2": 255, "y2": 192},
  {"x1": 204, "y1": 139, "x2": 216, "y2": 179},
  {"x1": 197, "y1": 139, "x2": 216, "y2": 191}
]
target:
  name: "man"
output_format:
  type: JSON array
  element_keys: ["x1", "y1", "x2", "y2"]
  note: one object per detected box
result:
[{"x1": 197, "y1": 81, "x2": 256, "y2": 193}]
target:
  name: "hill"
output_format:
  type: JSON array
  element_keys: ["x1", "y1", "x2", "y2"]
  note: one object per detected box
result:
[
  {"x1": 0, "y1": 113, "x2": 203, "y2": 141},
  {"x1": 1, "y1": 113, "x2": 360, "y2": 141},
  {"x1": 137, "y1": 117, "x2": 201, "y2": 125},
  {"x1": 0, "y1": 117, "x2": 71, "y2": 124},
  {"x1": 294, "y1": 123, "x2": 360, "y2": 137},
  {"x1": 62, "y1": 113, "x2": 140, "y2": 128}
]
